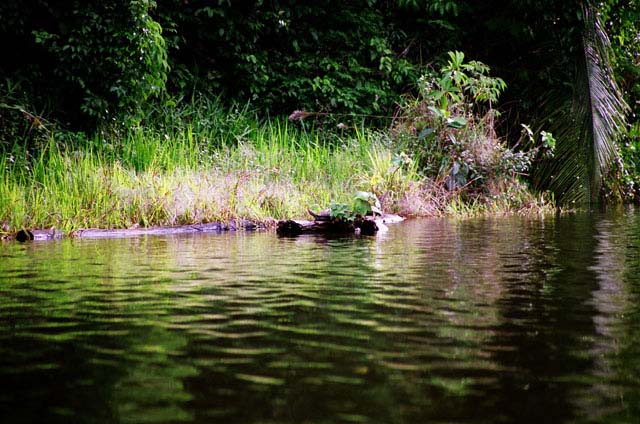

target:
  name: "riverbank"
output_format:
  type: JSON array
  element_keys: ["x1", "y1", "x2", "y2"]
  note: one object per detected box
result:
[{"x1": 1, "y1": 103, "x2": 555, "y2": 240}]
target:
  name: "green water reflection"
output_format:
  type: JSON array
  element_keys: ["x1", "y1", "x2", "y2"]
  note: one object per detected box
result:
[{"x1": 1, "y1": 210, "x2": 640, "y2": 423}]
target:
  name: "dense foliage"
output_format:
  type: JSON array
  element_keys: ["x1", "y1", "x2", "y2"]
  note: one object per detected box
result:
[
  {"x1": 1, "y1": 0, "x2": 167, "y2": 123},
  {"x1": 393, "y1": 51, "x2": 553, "y2": 208},
  {"x1": 0, "y1": 0, "x2": 638, "y2": 205},
  {"x1": 156, "y1": 1, "x2": 421, "y2": 116}
]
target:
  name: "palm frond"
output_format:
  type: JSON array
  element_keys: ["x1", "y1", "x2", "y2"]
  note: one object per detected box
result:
[{"x1": 534, "y1": 4, "x2": 629, "y2": 205}]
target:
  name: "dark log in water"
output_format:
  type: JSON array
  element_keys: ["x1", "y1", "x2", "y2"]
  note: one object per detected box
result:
[
  {"x1": 12, "y1": 220, "x2": 264, "y2": 242},
  {"x1": 276, "y1": 214, "x2": 404, "y2": 237},
  {"x1": 8, "y1": 215, "x2": 404, "y2": 241}
]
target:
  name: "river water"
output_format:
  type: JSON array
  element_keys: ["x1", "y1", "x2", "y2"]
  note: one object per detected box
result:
[{"x1": 1, "y1": 210, "x2": 640, "y2": 423}]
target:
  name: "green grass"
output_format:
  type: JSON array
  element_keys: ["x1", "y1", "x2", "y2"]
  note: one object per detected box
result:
[{"x1": 0, "y1": 100, "x2": 554, "y2": 236}]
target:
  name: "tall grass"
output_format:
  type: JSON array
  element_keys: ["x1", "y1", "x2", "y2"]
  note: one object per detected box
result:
[
  {"x1": 0, "y1": 98, "x2": 553, "y2": 235},
  {"x1": 0, "y1": 101, "x2": 417, "y2": 233}
]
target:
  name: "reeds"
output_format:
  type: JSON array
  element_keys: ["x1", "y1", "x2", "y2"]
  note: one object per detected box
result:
[{"x1": 0, "y1": 99, "x2": 553, "y2": 235}]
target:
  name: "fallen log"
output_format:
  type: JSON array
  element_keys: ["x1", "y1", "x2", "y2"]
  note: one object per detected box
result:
[
  {"x1": 7, "y1": 214, "x2": 404, "y2": 242},
  {"x1": 10, "y1": 220, "x2": 263, "y2": 242},
  {"x1": 70, "y1": 222, "x2": 229, "y2": 239}
]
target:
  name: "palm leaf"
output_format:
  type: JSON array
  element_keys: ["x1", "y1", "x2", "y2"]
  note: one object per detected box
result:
[{"x1": 534, "y1": 4, "x2": 629, "y2": 205}]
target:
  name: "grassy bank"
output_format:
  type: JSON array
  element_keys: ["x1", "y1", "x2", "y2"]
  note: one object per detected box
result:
[{"x1": 0, "y1": 100, "x2": 553, "y2": 236}]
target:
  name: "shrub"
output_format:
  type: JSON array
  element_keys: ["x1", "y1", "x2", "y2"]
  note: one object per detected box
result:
[
  {"x1": 156, "y1": 1, "x2": 422, "y2": 117},
  {"x1": 1, "y1": 0, "x2": 168, "y2": 126},
  {"x1": 392, "y1": 52, "x2": 551, "y2": 204}
]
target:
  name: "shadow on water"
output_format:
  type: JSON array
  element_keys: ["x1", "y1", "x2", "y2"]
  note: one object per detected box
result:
[
  {"x1": 1, "y1": 210, "x2": 640, "y2": 423},
  {"x1": 482, "y1": 214, "x2": 603, "y2": 423},
  {"x1": 0, "y1": 237, "x2": 197, "y2": 424},
  {"x1": 595, "y1": 210, "x2": 640, "y2": 422}
]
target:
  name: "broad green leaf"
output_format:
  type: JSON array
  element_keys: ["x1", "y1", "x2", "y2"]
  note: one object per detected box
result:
[{"x1": 446, "y1": 116, "x2": 467, "y2": 128}]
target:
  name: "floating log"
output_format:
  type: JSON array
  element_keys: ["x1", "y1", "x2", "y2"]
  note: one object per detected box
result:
[
  {"x1": 10, "y1": 220, "x2": 263, "y2": 242},
  {"x1": 7, "y1": 214, "x2": 404, "y2": 242},
  {"x1": 71, "y1": 222, "x2": 228, "y2": 239},
  {"x1": 276, "y1": 213, "x2": 404, "y2": 237},
  {"x1": 70, "y1": 220, "x2": 263, "y2": 239}
]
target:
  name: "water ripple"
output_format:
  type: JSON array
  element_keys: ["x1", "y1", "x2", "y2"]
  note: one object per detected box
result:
[{"x1": 1, "y1": 213, "x2": 640, "y2": 422}]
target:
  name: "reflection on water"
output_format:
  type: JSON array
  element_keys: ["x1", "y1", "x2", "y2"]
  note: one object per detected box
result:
[{"x1": 2, "y1": 210, "x2": 640, "y2": 423}]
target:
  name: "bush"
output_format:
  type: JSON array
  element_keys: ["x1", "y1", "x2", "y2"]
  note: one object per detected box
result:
[
  {"x1": 156, "y1": 1, "x2": 422, "y2": 117},
  {"x1": 392, "y1": 52, "x2": 551, "y2": 203},
  {"x1": 1, "y1": 0, "x2": 168, "y2": 127}
]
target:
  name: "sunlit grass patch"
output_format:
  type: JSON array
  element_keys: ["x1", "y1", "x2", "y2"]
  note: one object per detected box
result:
[{"x1": 0, "y1": 99, "x2": 555, "y2": 235}]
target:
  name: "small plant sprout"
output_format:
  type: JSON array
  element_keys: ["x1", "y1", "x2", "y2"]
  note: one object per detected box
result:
[
  {"x1": 353, "y1": 191, "x2": 382, "y2": 216},
  {"x1": 329, "y1": 203, "x2": 355, "y2": 222}
]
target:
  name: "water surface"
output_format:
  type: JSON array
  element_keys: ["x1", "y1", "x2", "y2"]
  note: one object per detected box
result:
[{"x1": 2, "y1": 211, "x2": 640, "y2": 423}]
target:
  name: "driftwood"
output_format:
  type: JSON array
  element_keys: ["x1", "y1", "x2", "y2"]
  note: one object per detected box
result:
[
  {"x1": 9, "y1": 220, "x2": 263, "y2": 242},
  {"x1": 7, "y1": 214, "x2": 405, "y2": 242},
  {"x1": 276, "y1": 213, "x2": 404, "y2": 237}
]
